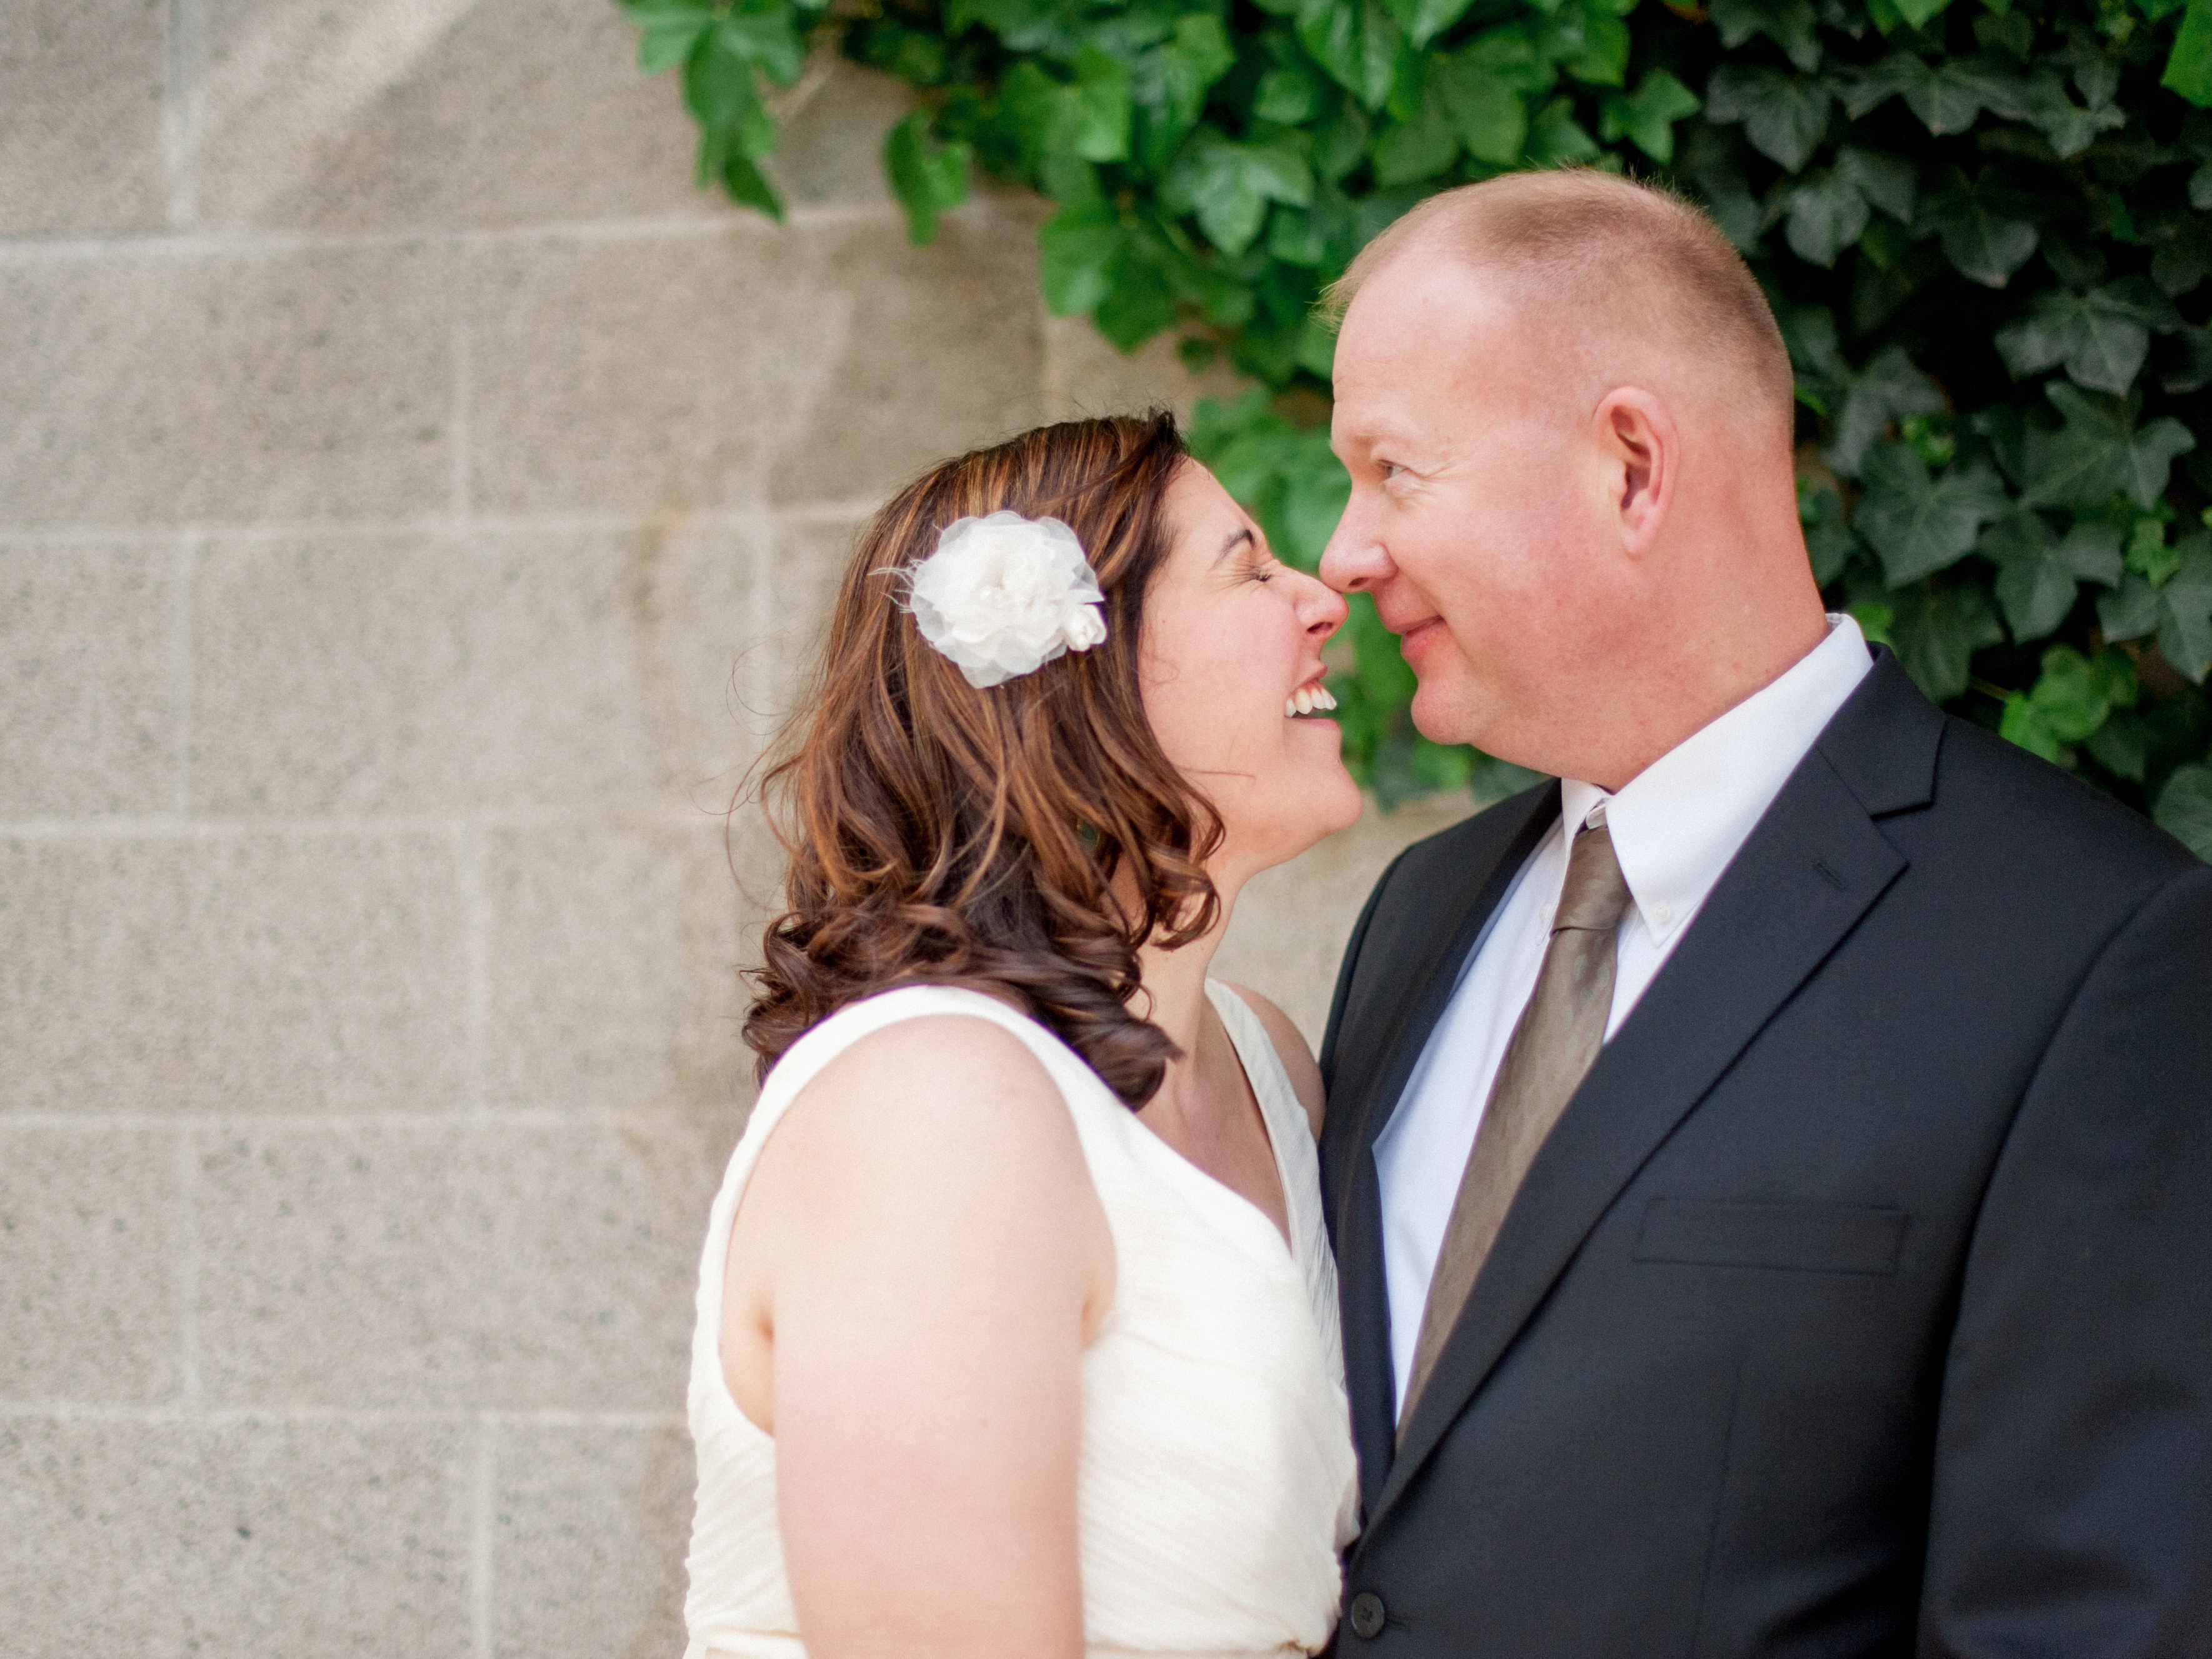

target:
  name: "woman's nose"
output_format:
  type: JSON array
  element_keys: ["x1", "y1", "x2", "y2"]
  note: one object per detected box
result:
[{"x1": 1297, "y1": 569, "x2": 1350, "y2": 638}]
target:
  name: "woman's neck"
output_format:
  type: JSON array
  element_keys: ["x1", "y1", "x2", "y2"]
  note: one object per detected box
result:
[{"x1": 1133, "y1": 865, "x2": 1248, "y2": 1106}]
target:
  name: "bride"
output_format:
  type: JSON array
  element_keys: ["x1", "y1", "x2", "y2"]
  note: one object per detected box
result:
[{"x1": 684, "y1": 413, "x2": 1365, "y2": 1659}]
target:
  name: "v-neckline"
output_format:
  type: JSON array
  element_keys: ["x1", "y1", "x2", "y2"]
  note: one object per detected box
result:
[{"x1": 1128, "y1": 983, "x2": 1300, "y2": 1267}]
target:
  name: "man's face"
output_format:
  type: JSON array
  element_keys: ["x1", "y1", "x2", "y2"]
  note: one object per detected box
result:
[{"x1": 1319, "y1": 254, "x2": 1620, "y2": 768}]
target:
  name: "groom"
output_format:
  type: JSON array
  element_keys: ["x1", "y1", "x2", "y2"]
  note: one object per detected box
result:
[{"x1": 1314, "y1": 169, "x2": 2212, "y2": 1656}]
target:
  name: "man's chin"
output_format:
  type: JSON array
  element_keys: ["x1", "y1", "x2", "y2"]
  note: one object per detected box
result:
[{"x1": 1407, "y1": 679, "x2": 1488, "y2": 751}]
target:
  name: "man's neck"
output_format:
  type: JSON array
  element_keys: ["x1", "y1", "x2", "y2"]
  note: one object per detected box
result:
[{"x1": 1582, "y1": 607, "x2": 1832, "y2": 793}]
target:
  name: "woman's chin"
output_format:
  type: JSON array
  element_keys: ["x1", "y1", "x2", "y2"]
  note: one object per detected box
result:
[
  {"x1": 1208, "y1": 734, "x2": 1363, "y2": 872},
  {"x1": 1289, "y1": 732, "x2": 1363, "y2": 820},
  {"x1": 1315, "y1": 771, "x2": 1365, "y2": 838},
  {"x1": 1270, "y1": 757, "x2": 1366, "y2": 857}
]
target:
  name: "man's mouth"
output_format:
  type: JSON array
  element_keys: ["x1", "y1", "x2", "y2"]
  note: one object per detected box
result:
[{"x1": 1398, "y1": 616, "x2": 1447, "y2": 651}]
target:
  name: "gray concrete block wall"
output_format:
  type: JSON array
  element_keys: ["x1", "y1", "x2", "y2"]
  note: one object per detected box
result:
[{"x1": 0, "y1": 5, "x2": 1469, "y2": 1655}]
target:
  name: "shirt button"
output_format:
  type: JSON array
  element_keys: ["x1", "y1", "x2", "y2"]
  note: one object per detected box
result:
[
  {"x1": 1348, "y1": 1591, "x2": 1387, "y2": 1639},
  {"x1": 1653, "y1": 901, "x2": 1673, "y2": 926}
]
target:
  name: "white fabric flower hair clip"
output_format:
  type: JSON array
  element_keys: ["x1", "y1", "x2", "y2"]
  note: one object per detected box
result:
[{"x1": 904, "y1": 510, "x2": 1109, "y2": 688}]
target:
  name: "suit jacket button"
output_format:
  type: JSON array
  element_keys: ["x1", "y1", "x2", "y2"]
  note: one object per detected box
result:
[{"x1": 1348, "y1": 1591, "x2": 1387, "y2": 1639}]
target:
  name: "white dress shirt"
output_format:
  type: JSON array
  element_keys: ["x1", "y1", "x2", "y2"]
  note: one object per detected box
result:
[{"x1": 1372, "y1": 616, "x2": 1876, "y2": 1415}]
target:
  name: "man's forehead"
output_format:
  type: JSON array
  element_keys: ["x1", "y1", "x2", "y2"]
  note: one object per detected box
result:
[
  {"x1": 1347, "y1": 245, "x2": 1519, "y2": 330},
  {"x1": 1339, "y1": 265, "x2": 1529, "y2": 382},
  {"x1": 1336, "y1": 260, "x2": 1576, "y2": 428},
  {"x1": 1333, "y1": 301, "x2": 1493, "y2": 436},
  {"x1": 1328, "y1": 388, "x2": 1422, "y2": 448}
]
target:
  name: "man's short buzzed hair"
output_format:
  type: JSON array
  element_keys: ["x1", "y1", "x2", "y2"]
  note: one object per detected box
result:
[{"x1": 1323, "y1": 168, "x2": 1794, "y2": 439}]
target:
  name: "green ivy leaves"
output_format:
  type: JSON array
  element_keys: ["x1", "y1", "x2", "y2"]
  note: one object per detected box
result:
[
  {"x1": 1857, "y1": 444, "x2": 2011, "y2": 585},
  {"x1": 2001, "y1": 643, "x2": 2140, "y2": 761},
  {"x1": 1888, "y1": 578, "x2": 2005, "y2": 703},
  {"x1": 1129, "y1": 14, "x2": 1237, "y2": 168},
  {"x1": 1980, "y1": 513, "x2": 2124, "y2": 639},
  {"x1": 624, "y1": 0, "x2": 2212, "y2": 828},
  {"x1": 1779, "y1": 147, "x2": 1914, "y2": 266},
  {"x1": 1004, "y1": 49, "x2": 1134, "y2": 168},
  {"x1": 1925, "y1": 168, "x2": 2039, "y2": 288},
  {"x1": 1704, "y1": 64, "x2": 1831, "y2": 171},
  {"x1": 1995, "y1": 278, "x2": 2184, "y2": 393},
  {"x1": 1293, "y1": 0, "x2": 1405, "y2": 111},
  {"x1": 2101, "y1": 535, "x2": 2212, "y2": 679},
  {"x1": 1602, "y1": 71, "x2": 1702, "y2": 163},
  {"x1": 2161, "y1": 0, "x2": 2212, "y2": 103},
  {"x1": 1710, "y1": 0, "x2": 1822, "y2": 73},
  {"x1": 1436, "y1": 56, "x2": 1534, "y2": 166},
  {"x1": 1161, "y1": 132, "x2": 1314, "y2": 254},
  {"x1": 2154, "y1": 760, "x2": 2212, "y2": 855},
  {"x1": 2023, "y1": 385, "x2": 2197, "y2": 511},
  {"x1": 1825, "y1": 346, "x2": 1946, "y2": 476},
  {"x1": 885, "y1": 111, "x2": 974, "y2": 244},
  {"x1": 627, "y1": 0, "x2": 823, "y2": 218},
  {"x1": 1846, "y1": 51, "x2": 2126, "y2": 153}
]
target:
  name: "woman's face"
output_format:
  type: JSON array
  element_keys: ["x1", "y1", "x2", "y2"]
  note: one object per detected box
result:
[{"x1": 1141, "y1": 461, "x2": 1363, "y2": 881}]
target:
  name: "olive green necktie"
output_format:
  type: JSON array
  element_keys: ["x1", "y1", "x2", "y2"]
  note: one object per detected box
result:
[{"x1": 1400, "y1": 821, "x2": 1633, "y2": 1430}]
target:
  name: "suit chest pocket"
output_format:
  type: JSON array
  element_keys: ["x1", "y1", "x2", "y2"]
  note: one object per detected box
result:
[{"x1": 1633, "y1": 1198, "x2": 1908, "y2": 1275}]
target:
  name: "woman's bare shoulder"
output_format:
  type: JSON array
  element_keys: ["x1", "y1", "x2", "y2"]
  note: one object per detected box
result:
[
  {"x1": 779, "y1": 1012, "x2": 1074, "y2": 1160},
  {"x1": 1218, "y1": 982, "x2": 1326, "y2": 1140}
]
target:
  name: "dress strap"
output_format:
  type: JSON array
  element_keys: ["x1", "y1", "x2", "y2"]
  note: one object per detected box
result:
[
  {"x1": 1204, "y1": 981, "x2": 1343, "y2": 1365},
  {"x1": 1204, "y1": 981, "x2": 1313, "y2": 1158}
]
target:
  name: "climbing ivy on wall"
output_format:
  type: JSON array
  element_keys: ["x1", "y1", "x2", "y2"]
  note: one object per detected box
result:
[{"x1": 621, "y1": 0, "x2": 2212, "y2": 851}]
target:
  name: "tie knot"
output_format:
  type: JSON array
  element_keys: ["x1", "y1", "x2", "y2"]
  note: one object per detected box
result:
[{"x1": 1555, "y1": 823, "x2": 1633, "y2": 935}]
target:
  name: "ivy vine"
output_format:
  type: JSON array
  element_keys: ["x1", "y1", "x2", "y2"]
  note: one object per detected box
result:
[{"x1": 621, "y1": 0, "x2": 2212, "y2": 852}]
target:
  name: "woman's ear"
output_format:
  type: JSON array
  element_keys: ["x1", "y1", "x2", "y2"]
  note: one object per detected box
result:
[{"x1": 1594, "y1": 388, "x2": 1676, "y2": 560}]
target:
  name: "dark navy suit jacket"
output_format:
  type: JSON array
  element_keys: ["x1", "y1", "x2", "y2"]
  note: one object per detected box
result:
[{"x1": 1318, "y1": 651, "x2": 2212, "y2": 1658}]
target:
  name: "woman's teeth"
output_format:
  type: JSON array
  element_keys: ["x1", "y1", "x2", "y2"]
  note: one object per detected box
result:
[{"x1": 1285, "y1": 685, "x2": 1338, "y2": 718}]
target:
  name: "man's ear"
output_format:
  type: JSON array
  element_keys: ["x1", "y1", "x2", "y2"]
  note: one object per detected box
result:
[{"x1": 1594, "y1": 388, "x2": 1675, "y2": 559}]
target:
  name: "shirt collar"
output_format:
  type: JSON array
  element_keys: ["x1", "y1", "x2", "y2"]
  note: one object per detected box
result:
[{"x1": 1558, "y1": 614, "x2": 1875, "y2": 946}]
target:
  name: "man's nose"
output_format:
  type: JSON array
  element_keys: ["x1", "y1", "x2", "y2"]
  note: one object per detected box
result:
[{"x1": 1319, "y1": 500, "x2": 1392, "y2": 594}]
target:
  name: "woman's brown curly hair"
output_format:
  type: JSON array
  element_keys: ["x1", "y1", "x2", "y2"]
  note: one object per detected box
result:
[{"x1": 741, "y1": 413, "x2": 1220, "y2": 1107}]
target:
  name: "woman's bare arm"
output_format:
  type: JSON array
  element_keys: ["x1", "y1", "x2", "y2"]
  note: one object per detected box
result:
[{"x1": 723, "y1": 1015, "x2": 1114, "y2": 1659}]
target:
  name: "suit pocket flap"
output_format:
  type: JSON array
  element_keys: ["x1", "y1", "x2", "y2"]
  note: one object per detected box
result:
[{"x1": 1633, "y1": 1198, "x2": 1907, "y2": 1275}]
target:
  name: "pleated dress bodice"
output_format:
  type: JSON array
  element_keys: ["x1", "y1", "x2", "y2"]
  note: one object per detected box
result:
[{"x1": 683, "y1": 982, "x2": 1359, "y2": 1659}]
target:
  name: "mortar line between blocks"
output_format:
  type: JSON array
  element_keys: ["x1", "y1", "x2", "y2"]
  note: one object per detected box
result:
[
  {"x1": 460, "y1": 821, "x2": 489, "y2": 1116},
  {"x1": 1038, "y1": 282, "x2": 1069, "y2": 418},
  {"x1": 164, "y1": 0, "x2": 201, "y2": 230},
  {"x1": 172, "y1": 532, "x2": 197, "y2": 815},
  {"x1": 0, "y1": 1401, "x2": 684, "y2": 1426},
  {"x1": 471, "y1": 1416, "x2": 498, "y2": 1659},
  {"x1": 450, "y1": 239, "x2": 473, "y2": 519},
  {"x1": 0, "y1": 203, "x2": 900, "y2": 264},
  {"x1": 0, "y1": 508, "x2": 850, "y2": 546},
  {"x1": 1, "y1": 808, "x2": 721, "y2": 838},
  {"x1": 748, "y1": 519, "x2": 779, "y2": 739},
  {"x1": 176, "y1": 1130, "x2": 201, "y2": 1413},
  {"x1": 3, "y1": 1106, "x2": 703, "y2": 1133}
]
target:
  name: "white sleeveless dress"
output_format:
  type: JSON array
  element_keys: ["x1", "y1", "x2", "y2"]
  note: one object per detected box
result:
[{"x1": 683, "y1": 981, "x2": 1360, "y2": 1659}]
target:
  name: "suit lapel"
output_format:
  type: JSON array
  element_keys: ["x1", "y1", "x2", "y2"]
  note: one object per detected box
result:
[
  {"x1": 1333, "y1": 783, "x2": 1561, "y2": 1512},
  {"x1": 1369, "y1": 656, "x2": 1939, "y2": 1531}
]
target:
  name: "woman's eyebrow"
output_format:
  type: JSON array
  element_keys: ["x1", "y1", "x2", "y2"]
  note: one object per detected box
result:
[{"x1": 1214, "y1": 525, "x2": 1254, "y2": 566}]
